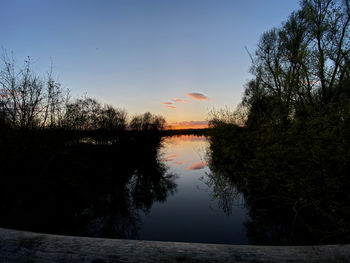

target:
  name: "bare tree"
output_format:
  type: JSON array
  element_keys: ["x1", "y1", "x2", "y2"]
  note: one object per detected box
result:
[
  {"x1": 129, "y1": 112, "x2": 166, "y2": 132},
  {"x1": 0, "y1": 55, "x2": 43, "y2": 128},
  {"x1": 0, "y1": 53, "x2": 69, "y2": 129},
  {"x1": 99, "y1": 105, "x2": 127, "y2": 131}
]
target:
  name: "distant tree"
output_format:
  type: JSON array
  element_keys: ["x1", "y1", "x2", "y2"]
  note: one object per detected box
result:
[
  {"x1": 63, "y1": 97, "x2": 100, "y2": 130},
  {"x1": 98, "y1": 105, "x2": 127, "y2": 131},
  {"x1": 0, "y1": 52, "x2": 160, "y2": 134},
  {"x1": 63, "y1": 97, "x2": 128, "y2": 131},
  {"x1": 129, "y1": 112, "x2": 166, "y2": 131},
  {"x1": 149, "y1": 114, "x2": 166, "y2": 131}
]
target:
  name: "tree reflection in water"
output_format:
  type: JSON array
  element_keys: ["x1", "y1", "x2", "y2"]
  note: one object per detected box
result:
[
  {"x1": 202, "y1": 172, "x2": 244, "y2": 216},
  {"x1": 207, "y1": 148, "x2": 350, "y2": 245},
  {"x1": 0, "y1": 137, "x2": 177, "y2": 239}
]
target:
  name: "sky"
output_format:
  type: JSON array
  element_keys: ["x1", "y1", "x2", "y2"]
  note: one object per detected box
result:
[{"x1": 1, "y1": 0, "x2": 300, "y2": 128}]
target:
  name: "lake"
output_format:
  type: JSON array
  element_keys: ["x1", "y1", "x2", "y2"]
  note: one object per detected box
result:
[
  {"x1": 4, "y1": 132, "x2": 337, "y2": 245},
  {"x1": 138, "y1": 135, "x2": 249, "y2": 244},
  {"x1": 0, "y1": 134, "x2": 250, "y2": 245}
]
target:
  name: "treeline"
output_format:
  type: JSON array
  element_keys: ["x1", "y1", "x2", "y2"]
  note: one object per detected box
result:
[
  {"x1": 0, "y1": 54, "x2": 174, "y2": 237},
  {"x1": 0, "y1": 55, "x2": 165, "y2": 132},
  {"x1": 209, "y1": 0, "x2": 350, "y2": 244},
  {"x1": 161, "y1": 128, "x2": 209, "y2": 137}
]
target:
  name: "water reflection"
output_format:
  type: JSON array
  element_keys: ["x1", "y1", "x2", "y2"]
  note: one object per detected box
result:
[
  {"x1": 139, "y1": 135, "x2": 249, "y2": 244},
  {"x1": 207, "y1": 134, "x2": 350, "y2": 245},
  {"x1": 1, "y1": 134, "x2": 251, "y2": 244},
  {"x1": 0, "y1": 138, "x2": 177, "y2": 239},
  {"x1": 202, "y1": 172, "x2": 244, "y2": 216},
  {"x1": 3, "y1": 132, "x2": 344, "y2": 245},
  {"x1": 187, "y1": 162, "x2": 208, "y2": 170}
]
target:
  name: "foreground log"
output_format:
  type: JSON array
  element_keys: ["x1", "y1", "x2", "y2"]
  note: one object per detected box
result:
[{"x1": 0, "y1": 228, "x2": 350, "y2": 262}]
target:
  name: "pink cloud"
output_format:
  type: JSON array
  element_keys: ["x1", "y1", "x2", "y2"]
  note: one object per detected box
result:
[
  {"x1": 161, "y1": 102, "x2": 174, "y2": 105},
  {"x1": 187, "y1": 161, "x2": 208, "y2": 170},
  {"x1": 186, "y1": 93, "x2": 209, "y2": 101},
  {"x1": 172, "y1": 98, "x2": 187, "y2": 103},
  {"x1": 166, "y1": 105, "x2": 177, "y2": 109},
  {"x1": 173, "y1": 161, "x2": 184, "y2": 165}
]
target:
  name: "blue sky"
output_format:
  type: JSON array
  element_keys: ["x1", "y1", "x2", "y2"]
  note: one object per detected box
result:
[{"x1": 1, "y1": 0, "x2": 300, "y2": 125}]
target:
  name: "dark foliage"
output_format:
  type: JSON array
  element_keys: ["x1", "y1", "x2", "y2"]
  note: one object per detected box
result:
[
  {"x1": 208, "y1": 0, "x2": 350, "y2": 245},
  {"x1": 0, "y1": 52, "x2": 172, "y2": 238},
  {"x1": 0, "y1": 128, "x2": 176, "y2": 238}
]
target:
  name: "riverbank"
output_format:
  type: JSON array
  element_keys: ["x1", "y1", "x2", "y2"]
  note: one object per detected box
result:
[{"x1": 0, "y1": 228, "x2": 349, "y2": 263}]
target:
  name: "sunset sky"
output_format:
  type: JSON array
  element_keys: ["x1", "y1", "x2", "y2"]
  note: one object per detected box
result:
[{"x1": 1, "y1": 0, "x2": 300, "y2": 128}]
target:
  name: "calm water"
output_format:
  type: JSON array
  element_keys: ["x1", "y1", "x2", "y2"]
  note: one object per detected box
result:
[
  {"x1": 3, "y1": 133, "x2": 345, "y2": 245},
  {"x1": 1, "y1": 134, "x2": 249, "y2": 245},
  {"x1": 139, "y1": 135, "x2": 249, "y2": 244}
]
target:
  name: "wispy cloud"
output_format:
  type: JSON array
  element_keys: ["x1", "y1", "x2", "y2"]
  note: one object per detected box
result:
[
  {"x1": 160, "y1": 101, "x2": 177, "y2": 109},
  {"x1": 173, "y1": 161, "x2": 184, "y2": 165},
  {"x1": 186, "y1": 92, "x2": 209, "y2": 101},
  {"x1": 187, "y1": 161, "x2": 208, "y2": 170},
  {"x1": 172, "y1": 98, "x2": 187, "y2": 103}
]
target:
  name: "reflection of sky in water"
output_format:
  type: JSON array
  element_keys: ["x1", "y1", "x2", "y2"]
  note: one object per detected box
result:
[
  {"x1": 187, "y1": 162, "x2": 208, "y2": 170},
  {"x1": 139, "y1": 135, "x2": 250, "y2": 245}
]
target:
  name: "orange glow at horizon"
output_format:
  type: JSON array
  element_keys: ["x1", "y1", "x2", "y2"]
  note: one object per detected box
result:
[
  {"x1": 166, "y1": 125, "x2": 208, "y2": 130},
  {"x1": 166, "y1": 121, "x2": 208, "y2": 130}
]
